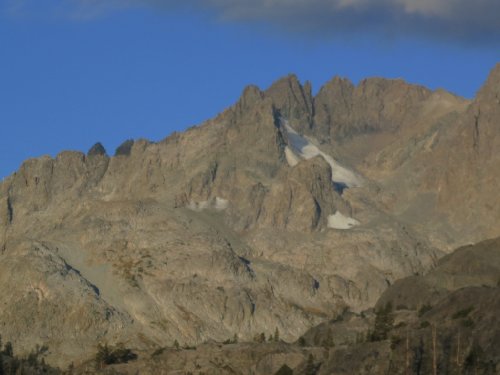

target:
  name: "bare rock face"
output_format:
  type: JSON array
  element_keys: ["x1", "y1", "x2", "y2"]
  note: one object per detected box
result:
[
  {"x1": 364, "y1": 63, "x2": 500, "y2": 247},
  {"x1": 313, "y1": 76, "x2": 432, "y2": 143},
  {"x1": 0, "y1": 196, "x2": 11, "y2": 251},
  {"x1": 257, "y1": 156, "x2": 349, "y2": 231},
  {"x1": 1, "y1": 64, "x2": 499, "y2": 367},
  {"x1": 0, "y1": 241, "x2": 132, "y2": 364},
  {"x1": 431, "y1": 64, "x2": 500, "y2": 242},
  {"x1": 73, "y1": 238, "x2": 500, "y2": 375},
  {"x1": 264, "y1": 74, "x2": 314, "y2": 133},
  {"x1": 114, "y1": 139, "x2": 135, "y2": 156},
  {"x1": 376, "y1": 236, "x2": 500, "y2": 310},
  {"x1": 87, "y1": 142, "x2": 107, "y2": 157}
]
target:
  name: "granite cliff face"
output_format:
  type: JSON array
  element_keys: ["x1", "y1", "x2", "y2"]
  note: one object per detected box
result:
[
  {"x1": 67, "y1": 236, "x2": 500, "y2": 375},
  {"x1": 0, "y1": 64, "x2": 499, "y2": 367}
]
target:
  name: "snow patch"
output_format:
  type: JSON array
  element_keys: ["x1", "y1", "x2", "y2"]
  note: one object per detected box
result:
[
  {"x1": 188, "y1": 197, "x2": 229, "y2": 211},
  {"x1": 214, "y1": 197, "x2": 229, "y2": 210},
  {"x1": 327, "y1": 211, "x2": 360, "y2": 230},
  {"x1": 282, "y1": 121, "x2": 362, "y2": 188},
  {"x1": 187, "y1": 200, "x2": 209, "y2": 211},
  {"x1": 284, "y1": 146, "x2": 300, "y2": 167}
]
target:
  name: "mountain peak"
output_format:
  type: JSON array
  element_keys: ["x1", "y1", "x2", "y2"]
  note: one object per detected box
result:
[
  {"x1": 235, "y1": 84, "x2": 264, "y2": 113},
  {"x1": 87, "y1": 142, "x2": 107, "y2": 157},
  {"x1": 265, "y1": 73, "x2": 308, "y2": 105},
  {"x1": 263, "y1": 74, "x2": 314, "y2": 132},
  {"x1": 266, "y1": 74, "x2": 301, "y2": 90},
  {"x1": 487, "y1": 62, "x2": 500, "y2": 81},
  {"x1": 476, "y1": 62, "x2": 500, "y2": 102},
  {"x1": 2, "y1": 65, "x2": 500, "y2": 370}
]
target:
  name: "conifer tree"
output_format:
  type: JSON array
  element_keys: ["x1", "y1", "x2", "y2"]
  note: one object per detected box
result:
[
  {"x1": 305, "y1": 353, "x2": 316, "y2": 375},
  {"x1": 275, "y1": 364, "x2": 293, "y2": 375},
  {"x1": 95, "y1": 343, "x2": 111, "y2": 369},
  {"x1": 323, "y1": 329, "x2": 334, "y2": 348},
  {"x1": 370, "y1": 302, "x2": 394, "y2": 341},
  {"x1": 2, "y1": 342, "x2": 12, "y2": 357}
]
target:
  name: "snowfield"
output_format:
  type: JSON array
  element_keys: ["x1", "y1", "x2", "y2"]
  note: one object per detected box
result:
[
  {"x1": 282, "y1": 121, "x2": 362, "y2": 188},
  {"x1": 327, "y1": 211, "x2": 360, "y2": 230},
  {"x1": 188, "y1": 197, "x2": 229, "y2": 211}
]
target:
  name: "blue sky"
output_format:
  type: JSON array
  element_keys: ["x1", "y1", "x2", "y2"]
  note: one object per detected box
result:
[{"x1": 1, "y1": 0, "x2": 499, "y2": 179}]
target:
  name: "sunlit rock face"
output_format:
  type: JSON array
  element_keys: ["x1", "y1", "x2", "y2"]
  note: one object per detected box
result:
[{"x1": 4, "y1": 64, "x2": 500, "y2": 368}]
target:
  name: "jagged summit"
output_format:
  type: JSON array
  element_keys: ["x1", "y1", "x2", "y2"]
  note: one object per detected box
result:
[
  {"x1": 87, "y1": 142, "x2": 107, "y2": 157},
  {"x1": 115, "y1": 139, "x2": 135, "y2": 156},
  {"x1": 478, "y1": 62, "x2": 500, "y2": 96},
  {"x1": 0, "y1": 64, "x2": 498, "y2": 367}
]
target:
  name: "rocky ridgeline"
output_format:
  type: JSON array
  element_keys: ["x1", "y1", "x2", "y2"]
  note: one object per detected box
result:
[{"x1": 0, "y1": 64, "x2": 499, "y2": 367}]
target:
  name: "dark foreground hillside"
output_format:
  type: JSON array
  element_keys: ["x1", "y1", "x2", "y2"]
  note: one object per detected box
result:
[{"x1": 0, "y1": 341, "x2": 60, "y2": 375}]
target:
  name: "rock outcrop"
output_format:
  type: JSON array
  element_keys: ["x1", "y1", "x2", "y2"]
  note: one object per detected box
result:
[
  {"x1": 87, "y1": 142, "x2": 107, "y2": 157},
  {"x1": 68, "y1": 236, "x2": 500, "y2": 375},
  {"x1": 0, "y1": 64, "x2": 499, "y2": 367}
]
